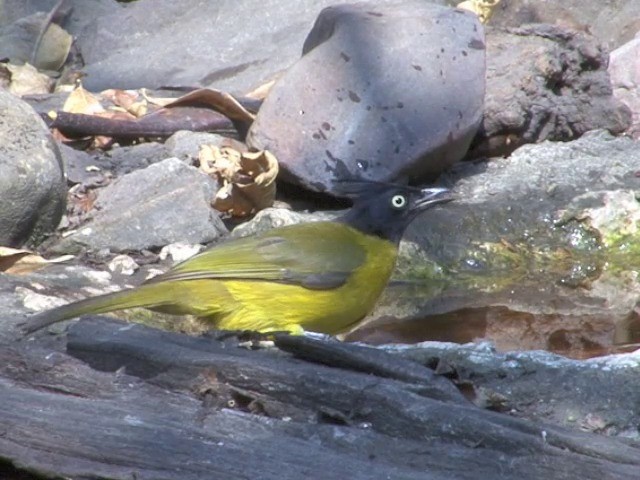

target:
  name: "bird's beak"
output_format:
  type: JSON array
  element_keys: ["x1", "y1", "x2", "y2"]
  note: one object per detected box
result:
[{"x1": 415, "y1": 187, "x2": 453, "y2": 209}]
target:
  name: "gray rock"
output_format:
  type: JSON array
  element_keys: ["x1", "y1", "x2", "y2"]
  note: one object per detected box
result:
[
  {"x1": 50, "y1": 157, "x2": 227, "y2": 253},
  {"x1": 0, "y1": 0, "x2": 117, "y2": 31},
  {"x1": 609, "y1": 36, "x2": 640, "y2": 139},
  {"x1": 0, "y1": 89, "x2": 66, "y2": 247},
  {"x1": 1, "y1": 258, "x2": 169, "y2": 341},
  {"x1": 489, "y1": 0, "x2": 640, "y2": 50},
  {"x1": 247, "y1": 2, "x2": 485, "y2": 192},
  {"x1": 21, "y1": 91, "x2": 69, "y2": 116},
  {"x1": 0, "y1": 0, "x2": 116, "y2": 70},
  {"x1": 351, "y1": 131, "x2": 640, "y2": 358},
  {"x1": 164, "y1": 131, "x2": 230, "y2": 163},
  {"x1": 468, "y1": 24, "x2": 631, "y2": 158},
  {"x1": 60, "y1": 141, "x2": 172, "y2": 186},
  {"x1": 71, "y1": 0, "x2": 444, "y2": 93},
  {"x1": 95, "y1": 142, "x2": 171, "y2": 176},
  {"x1": 0, "y1": 12, "x2": 52, "y2": 66},
  {"x1": 58, "y1": 143, "x2": 102, "y2": 185},
  {"x1": 0, "y1": 272, "x2": 49, "y2": 341},
  {"x1": 230, "y1": 207, "x2": 338, "y2": 238}
]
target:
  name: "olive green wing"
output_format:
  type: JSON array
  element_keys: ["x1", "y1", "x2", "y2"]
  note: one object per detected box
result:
[{"x1": 146, "y1": 222, "x2": 367, "y2": 290}]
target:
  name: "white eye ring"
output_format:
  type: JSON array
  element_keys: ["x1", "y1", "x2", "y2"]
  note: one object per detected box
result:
[{"x1": 391, "y1": 194, "x2": 407, "y2": 209}]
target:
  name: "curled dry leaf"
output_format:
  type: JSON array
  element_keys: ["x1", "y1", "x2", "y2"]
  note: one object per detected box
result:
[
  {"x1": 199, "y1": 145, "x2": 279, "y2": 217},
  {"x1": 163, "y1": 88, "x2": 255, "y2": 125},
  {"x1": 0, "y1": 247, "x2": 73, "y2": 275},
  {"x1": 2, "y1": 62, "x2": 54, "y2": 96}
]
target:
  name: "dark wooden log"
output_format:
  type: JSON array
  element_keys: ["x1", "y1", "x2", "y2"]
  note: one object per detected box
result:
[
  {"x1": 49, "y1": 109, "x2": 236, "y2": 139},
  {"x1": 0, "y1": 317, "x2": 637, "y2": 480}
]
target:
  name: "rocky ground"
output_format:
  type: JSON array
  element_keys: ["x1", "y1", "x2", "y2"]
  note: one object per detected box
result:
[{"x1": 1, "y1": 1, "x2": 640, "y2": 479}]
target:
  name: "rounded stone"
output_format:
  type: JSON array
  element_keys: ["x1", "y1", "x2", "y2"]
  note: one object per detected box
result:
[
  {"x1": 0, "y1": 89, "x2": 66, "y2": 247},
  {"x1": 247, "y1": 2, "x2": 485, "y2": 193}
]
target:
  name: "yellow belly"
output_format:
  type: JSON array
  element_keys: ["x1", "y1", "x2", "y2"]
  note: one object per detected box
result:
[{"x1": 157, "y1": 234, "x2": 398, "y2": 335}]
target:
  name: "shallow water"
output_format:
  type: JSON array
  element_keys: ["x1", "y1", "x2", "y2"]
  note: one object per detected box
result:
[{"x1": 348, "y1": 281, "x2": 640, "y2": 359}]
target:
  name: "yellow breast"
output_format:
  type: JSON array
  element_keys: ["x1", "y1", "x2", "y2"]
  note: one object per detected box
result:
[{"x1": 215, "y1": 232, "x2": 398, "y2": 334}]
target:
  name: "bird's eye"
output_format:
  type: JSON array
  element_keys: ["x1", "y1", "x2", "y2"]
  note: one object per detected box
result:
[{"x1": 391, "y1": 194, "x2": 407, "y2": 209}]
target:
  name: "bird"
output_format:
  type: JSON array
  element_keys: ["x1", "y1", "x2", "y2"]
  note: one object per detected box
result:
[{"x1": 22, "y1": 182, "x2": 451, "y2": 336}]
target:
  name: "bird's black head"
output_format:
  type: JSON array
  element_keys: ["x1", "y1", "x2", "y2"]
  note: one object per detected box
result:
[{"x1": 338, "y1": 181, "x2": 452, "y2": 244}]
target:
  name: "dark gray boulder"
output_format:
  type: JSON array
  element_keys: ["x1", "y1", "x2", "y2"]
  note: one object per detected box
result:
[
  {"x1": 0, "y1": 89, "x2": 66, "y2": 247},
  {"x1": 247, "y1": 2, "x2": 485, "y2": 193}
]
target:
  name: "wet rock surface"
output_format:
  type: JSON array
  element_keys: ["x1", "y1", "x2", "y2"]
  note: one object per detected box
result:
[{"x1": 352, "y1": 131, "x2": 640, "y2": 358}]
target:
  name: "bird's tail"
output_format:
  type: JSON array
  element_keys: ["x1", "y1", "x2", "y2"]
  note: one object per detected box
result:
[{"x1": 21, "y1": 283, "x2": 169, "y2": 335}]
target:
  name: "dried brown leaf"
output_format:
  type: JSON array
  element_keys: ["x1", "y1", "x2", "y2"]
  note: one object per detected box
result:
[
  {"x1": 101, "y1": 89, "x2": 149, "y2": 117},
  {"x1": 63, "y1": 84, "x2": 105, "y2": 115},
  {"x1": 164, "y1": 88, "x2": 255, "y2": 125},
  {"x1": 199, "y1": 146, "x2": 279, "y2": 217},
  {"x1": 71, "y1": 188, "x2": 98, "y2": 215},
  {"x1": 245, "y1": 79, "x2": 277, "y2": 100},
  {"x1": 50, "y1": 125, "x2": 74, "y2": 143},
  {"x1": 0, "y1": 246, "x2": 73, "y2": 275},
  {"x1": 4, "y1": 62, "x2": 54, "y2": 96},
  {"x1": 141, "y1": 89, "x2": 178, "y2": 108}
]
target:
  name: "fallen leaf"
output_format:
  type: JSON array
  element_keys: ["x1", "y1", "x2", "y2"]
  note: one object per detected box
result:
[
  {"x1": 70, "y1": 187, "x2": 98, "y2": 215},
  {"x1": 457, "y1": 0, "x2": 501, "y2": 24},
  {"x1": 3, "y1": 62, "x2": 54, "y2": 96},
  {"x1": 163, "y1": 88, "x2": 255, "y2": 125},
  {"x1": 199, "y1": 146, "x2": 279, "y2": 217},
  {"x1": 0, "y1": 246, "x2": 73, "y2": 275},
  {"x1": 101, "y1": 89, "x2": 149, "y2": 117},
  {"x1": 245, "y1": 79, "x2": 277, "y2": 100},
  {"x1": 141, "y1": 89, "x2": 180, "y2": 108},
  {"x1": 63, "y1": 83, "x2": 105, "y2": 115}
]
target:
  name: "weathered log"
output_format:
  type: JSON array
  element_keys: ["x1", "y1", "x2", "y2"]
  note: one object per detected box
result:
[
  {"x1": 0, "y1": 317, "x2": 637, "y2": 480},
  {"x1": 49, "y1": 109, "x2": 236, "y2": 139}
]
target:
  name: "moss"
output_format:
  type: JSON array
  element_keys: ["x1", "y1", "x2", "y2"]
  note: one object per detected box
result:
[{"x1": 395, "y1": 218, "x2": 609, "y2": 296}]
